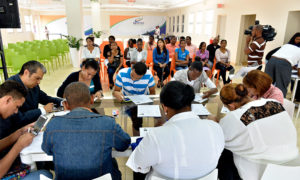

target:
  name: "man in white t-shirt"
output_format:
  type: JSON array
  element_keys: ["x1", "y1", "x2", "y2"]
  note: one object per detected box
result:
[{"x1": 173, "y1": 61, "x2": 217, "y2": 98}]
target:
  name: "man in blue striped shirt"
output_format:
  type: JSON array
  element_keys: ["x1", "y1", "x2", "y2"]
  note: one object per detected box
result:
[{"x1": 113, "y1": 62, "x2": 156, "y2": 136}]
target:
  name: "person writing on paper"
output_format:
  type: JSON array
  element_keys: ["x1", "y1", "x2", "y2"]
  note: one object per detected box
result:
[
  {"x1": 243, "y1": 70, "x2": 283, "y2": 104},
  {"x1": 173, "y1": 61, "x2": 217, "y2": 98},
  {"x1": 126, "y1": 81, "x2": 224, "y2": 179},
  {"x1": 81, "y1": 36, "x2": 100, "y2": 62},
  {"x1": 57, "y1": 59, "x2": 103, "y2": 99},
  {"x1": 0, "y1": 61, "x2": 62, "y2": 139},
  {"x1": 43, "y1": 82, "x2": 131, "y2": 180},
  {"x1": 0, "y1": 81, "x2": 53, "y2": 179},
  {"x1": 218, "y1": 83, "x2": 298, "y2": 180},
  {"x1": 113, "y1": 62, "x2": 155, "y2": 136}
]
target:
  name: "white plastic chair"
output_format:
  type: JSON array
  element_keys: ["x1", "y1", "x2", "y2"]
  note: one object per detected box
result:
[
  {"x1": 261, "y1": 164, "x2": 300, "y2": 180},
  {"x1": 150, "y1": 169, "x2": 218, "y2": 180},
  {"x1": 93, "y1": 173, "x2": 112, "y2": 180},
  {"x1": 283, "y1": 98, "x2": 295, "y2": 119}
]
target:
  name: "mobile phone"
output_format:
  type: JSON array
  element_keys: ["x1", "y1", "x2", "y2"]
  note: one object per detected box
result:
[{"x1": 32, "y1": 115, "x2": 48, "y2": 136}]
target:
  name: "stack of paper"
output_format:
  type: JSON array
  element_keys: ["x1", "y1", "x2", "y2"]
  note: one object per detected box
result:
[
  {"x1": 139, "y1": 127, "x2": 154, "y2": 137},
  {"x1": 194, "y1": 93, "x2": 208, "y2": 103},
  {"x1": 137, "y1": 105, "x2": 161, "y2": 117},
  {"x1": 127, "y1": 95, "x2": 153, "y2": 105},
  {"x1": 191, "y1": 104, "x2": 211, "y2": 116},
  {"x1": 221, "y1": 106, "x2": 230, "y2": 114}
]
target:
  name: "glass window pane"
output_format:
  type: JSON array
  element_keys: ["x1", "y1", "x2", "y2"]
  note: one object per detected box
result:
[
  {"x1": 205, "y1": 10, "x2": 214, "y2": 23},
  {"x1": 205, "y1": 23, "x2": 213, "y2": 35},
  {"x1": 25, "y1": 24, "x2": 31, "y2": 32}
]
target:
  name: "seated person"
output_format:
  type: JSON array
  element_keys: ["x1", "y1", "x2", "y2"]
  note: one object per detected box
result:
[
  {"x1": 207, "y1": 36, "x2": 220, "y2": 67},
  {"x1": 81, "y1": 36, "x2": 100, "y2": 62},
  {"x1": 144, "y1": 35, "x2": 157, "y2": 51},
  {"x1": 103, "y1": 35, "x2": 121, "y2": 59},
  {"x1": 0, "y1": 61, "x2": 62, "y2": 139},
  {"x1": 113, "y1": 62, "x2": 155, "y2": 136},
  {"x1": 185, "y1": 36, "x2": 197, "y2": 62},
  {"x1": 166, "y1": 36, "x2": 179, "y2": 58},
  {"x1": 174, "y1": 40, "x2": 189, "y2": 70},
  {"x1": 153, "y1": 38, "x2": 170, "y2": 88},
  {"x1": 243, "y1": 70, "x2": 283, "y2": 104},
  {"x1": 57, "y1": 59, "x2": 103, "y2": 99},
  {"x1": 173, "y1": 61, "x2": 217, "y2": 98},
  {"x1": 42, "y1": 82, "x2": 131, "y2": 180},
  {"x1": 130, "y1": 38, "x2": 147, "y2": 65},
  {"x1": 215, "y1": 40, "x2": 234, "y2": 85},
  {"x1": 218, "y1": 83, "x2": 298, "y2": 180},
  {"x1": 126, "y1": 81, "x2": 224, "y2": 179},
  {"x1": 124, "y1": 39, "x2": 137, "y2": 67},
  {"x1": 0, "y1": 80, "x2": 52, "y2": 180},
  {"x1": 196, "y1": 42, "x2": 210, "y2": 67},
  {"x1": 106, "y1": 42, "x2": 124, "y2": 89}
]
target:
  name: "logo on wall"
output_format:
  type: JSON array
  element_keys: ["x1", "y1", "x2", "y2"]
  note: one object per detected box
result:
[{"x1": 133, "y1": 17, "x2": 144, "y2": 25}]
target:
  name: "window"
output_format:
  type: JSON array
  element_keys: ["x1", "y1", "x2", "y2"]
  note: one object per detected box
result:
[
  {"x1": 169, "y1": 17, "x2": 172, "y2": 33},
  {"x1": 205, "y1": 10, "x2": 214, "y2": 35},
  {"x1": 188, "y1": 13, "x2": 194, "y2": 34},
  {"x1": 24, "y1": 15, "x2": 32, "y2": 32},
  {"x1": 177, "y1": 16, "x2": 179, "y2": 33},
  {"x1": 173, "y1": 16, "x2": 175, "y2": 32},
  {"x1": 181, "y1": 14, "x2": 185, "y2": 33},
  {"x1": 195, "y1": 11, "x2": 203, "y2": 35}
]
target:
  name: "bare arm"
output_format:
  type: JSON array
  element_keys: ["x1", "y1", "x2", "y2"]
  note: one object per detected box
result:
[
  {"x1": 244, "y1": 35, "x2": 252, "y2": 55},
  {"x1": 0, "y1": 133, "x2": 34, "y2": 178},
  {"x1": 149, "y1": 86, "x2": 156, "y2": 95},
  {"x1": 113, "y1": 86, "x2": 124, "y2": 102}
]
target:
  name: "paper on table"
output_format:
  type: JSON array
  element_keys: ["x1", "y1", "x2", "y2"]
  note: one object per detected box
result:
[
  {"x1": 221, "y1": 106, "x2": 230, "y2": 114},
  {"x1": 21, "y1": 132, "x2": 44, "y2": 155},
  {"x1": 191, "y1": 104, "x2": 211, "y2": 116},
  {"x1": 230, "y1": 66, "x2": 259, "y2": 79},
  {"x1": 127, "y1": 95, "x2": 153, "y2": 105},
  {"x1": 93, "y1": 174, "x2": 112, "y2": 180},
  {"x1": 139, "y1": 127, "x2": 154, "y2": 137},
  {"x1": 194, "y1": 93, "x2": 208, "y2": 103},
  {"x1": 53, "y1": 111, "x2": 70, "y2": 116},
  {"x1": 40, "y1": 174, "x2": 52, "y2": 180},
  {"x1": 137, "y1": 105, "x2": 161, "y2": 117}
]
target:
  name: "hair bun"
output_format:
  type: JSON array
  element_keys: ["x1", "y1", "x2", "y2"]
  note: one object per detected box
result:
[{"x1": 235, "y1": 84, "x2": 248, "y2": 97}]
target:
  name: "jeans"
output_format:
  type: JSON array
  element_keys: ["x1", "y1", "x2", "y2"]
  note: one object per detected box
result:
[
  {"x1": 107, "y1": 66, "x2": 117, "y2": 86},
  {"x1": 175, "y1": 66, "x2": 188, "y2": 71},
  {"x1": 265, "y1": 57, "x2": 292, "y2": 97},
  {"x1": 125, "y1": 106, "x2": 143, "y2": 131},
  {"x1": 153, "y1": 64, "x2": 170, "y2": 82},
  {"x1": 216, "y1": 63, "x2": 234, "y2": 85},
  {"x1": 21, "y1": 170, "x2": 53, "y2": 180}
]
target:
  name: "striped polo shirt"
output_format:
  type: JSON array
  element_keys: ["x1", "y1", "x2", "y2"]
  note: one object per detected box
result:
[
  {"x1": 247, "y1": 37, "x2": 266, "y2": 65},
  {"x1": 115, "y1": 68, "x2": 155, "y2": 96}
]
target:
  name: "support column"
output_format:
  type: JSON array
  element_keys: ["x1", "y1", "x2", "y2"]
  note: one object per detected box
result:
[
  {"x1": 65, "y1": 0, "x2": 83, "y2": 39},
  {"x1": 91, "y1": 1, "x2": 102, "y2": 32}
]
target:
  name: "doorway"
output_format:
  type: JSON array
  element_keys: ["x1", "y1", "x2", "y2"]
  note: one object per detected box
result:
[
  {"x1": 284, "y1": 11, "x2": 300, "y2": 44},
  {"x1": 216, "y1": 15, "x2": 227, "y2": 40},
  {"x1": 236, "y1": 14, "x2": 256, "y2": 66}
]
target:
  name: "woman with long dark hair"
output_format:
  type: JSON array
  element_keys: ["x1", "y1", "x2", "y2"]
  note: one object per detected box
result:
[{"x1": 153, "y1": 38, "x2": 170, "y2": 87}]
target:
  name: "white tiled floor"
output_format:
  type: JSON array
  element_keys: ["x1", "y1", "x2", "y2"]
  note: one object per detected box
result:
[{"x1": 39, "y1": 63, "x2": 300, "y2": 180}]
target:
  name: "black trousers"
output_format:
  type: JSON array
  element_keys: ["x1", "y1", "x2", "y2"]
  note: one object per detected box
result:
[
  {"x1": 216, "y1": 63, "x2": 234, "y2": 85},
  {"x1": 153, "y1": 64, "x2": 170, "y2": 82},
  {"x1": 217, "y1": 149, "x2": 241, "y2": 180}
]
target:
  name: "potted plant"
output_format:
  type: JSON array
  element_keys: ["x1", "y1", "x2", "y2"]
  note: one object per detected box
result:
[
  {"x1": 93, "y1": 31, "x2": 104, "y2": 45},
  {"x1": 64, "y1": 35, "x2": 82, "y2": 68}
]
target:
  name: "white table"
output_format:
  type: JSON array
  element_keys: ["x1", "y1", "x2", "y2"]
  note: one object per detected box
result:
[{"x1": 20, "y1": 132, "x2": 139, "y2": 170}]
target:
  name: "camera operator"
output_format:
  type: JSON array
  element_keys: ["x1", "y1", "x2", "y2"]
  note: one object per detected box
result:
[{"x1": 244, "y1": 25, "x2": 266, "y2": 70}]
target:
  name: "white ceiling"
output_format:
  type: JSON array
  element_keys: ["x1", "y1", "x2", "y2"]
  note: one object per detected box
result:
[{"x1": 18, "y1": 0, "x2": 204, "y2": 12}]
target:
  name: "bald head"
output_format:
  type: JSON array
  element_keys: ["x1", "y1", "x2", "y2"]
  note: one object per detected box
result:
[{"x1": 64, "y1": 82, "x2": 91, "y2": 109}]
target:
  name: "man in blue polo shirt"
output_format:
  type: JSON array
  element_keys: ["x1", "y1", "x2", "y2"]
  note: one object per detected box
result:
[{"x1": 113, "y1": 62, "x2": 155, "y2": 136}]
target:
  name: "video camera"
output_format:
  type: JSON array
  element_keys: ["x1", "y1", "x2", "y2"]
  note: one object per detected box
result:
[{"x1": 244, "y1": 20, "x2": 277, "y2": 42}]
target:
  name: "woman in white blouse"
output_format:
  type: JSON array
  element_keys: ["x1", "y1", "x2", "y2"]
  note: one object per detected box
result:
[
  {"x1": 81, "y1": 36, "x2": 100, "y2": 62},
  {"x1": 127, "y1": 81, "x2": 224, "y2": 180},
  {"x1": 131, "y1": 38, "x2": 147, "y2": 65},
  {"x1": 215, "y1": 40, "x2": 234, "y2": 85},
  {"x1": 218, "y1": 83, "x2": 298, "y2": 180}
]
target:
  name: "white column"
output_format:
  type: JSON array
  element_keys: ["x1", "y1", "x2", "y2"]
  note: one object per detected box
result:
[
  {"x1": 65, "y1": 0, "x2": 83, "y2": 39},
  {"x1": 91, "y1": 1, "x2": 102, "y2": 32}
]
